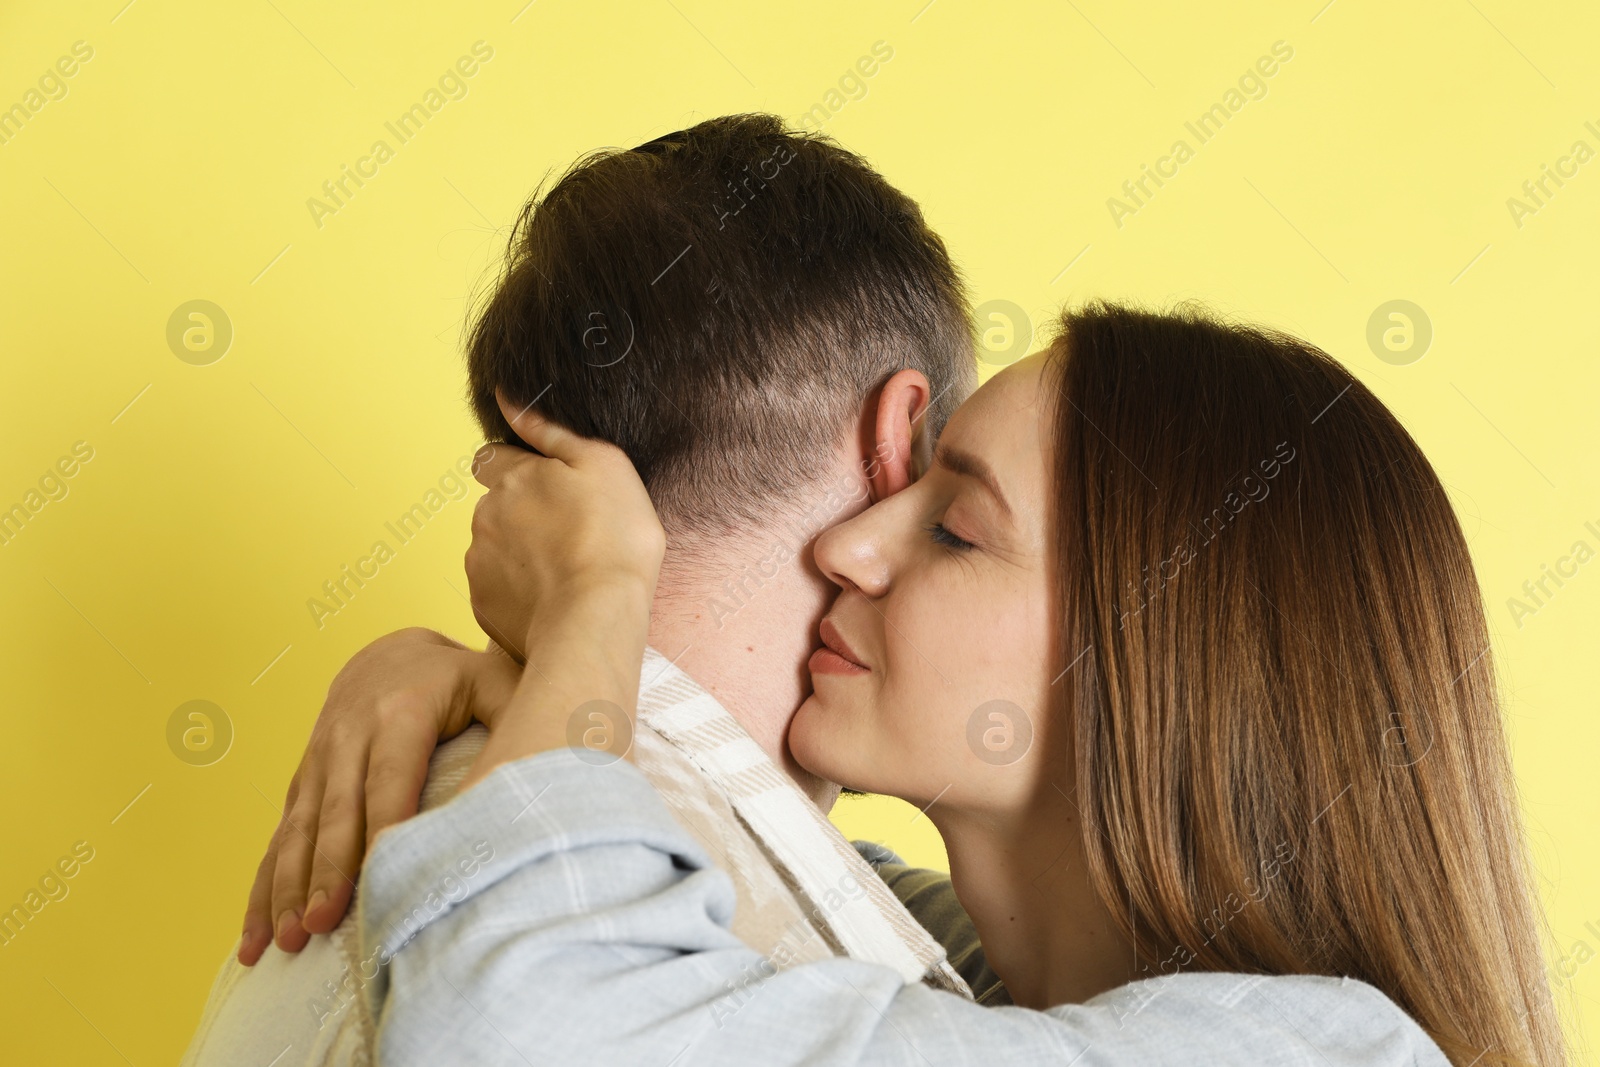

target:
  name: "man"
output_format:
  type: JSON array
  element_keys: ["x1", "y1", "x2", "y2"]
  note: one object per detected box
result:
[{"x1": 183, "y1": 113, "x2": 994, "y2": 1066}]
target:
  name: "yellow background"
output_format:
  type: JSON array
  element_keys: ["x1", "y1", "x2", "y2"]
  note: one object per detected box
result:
[{"x1": 2, "y1": 0, "x2": 1596, "y2": 1061}]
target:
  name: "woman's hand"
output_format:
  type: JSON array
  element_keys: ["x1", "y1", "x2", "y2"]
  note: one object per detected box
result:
[
  {"x1": 459, "y1": 396, "x2": 664, "y2": 790},
  {"x1": 237, "y1": 628, "x2": 520, "y2": 965},
  {"x1": 465, "y1": 391, "x2": 666, "y2": 671}
]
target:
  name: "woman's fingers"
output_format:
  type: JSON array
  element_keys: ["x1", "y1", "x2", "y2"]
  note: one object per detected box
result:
[
  {"x1": 237, "y1": 830, "x2": 281, "y2": 965},
  {"x1": 363, "y1": 707, "x2": 435, "y2": 852},
  {"x1": 240, "y1": 769, "x2": 302, "y2": 965},
  {"x1": 270, "y1": 784, "x2": 322, "y2": 953},
  {"x1": 300, "y1": 748, "x2": 366, "y2": 935},
  {"x1": 495, "y1": 389, "x2": 585, "y2": 463},
  {"x1": 470, "y1": 442, "x2": 518, "y2": 489}
]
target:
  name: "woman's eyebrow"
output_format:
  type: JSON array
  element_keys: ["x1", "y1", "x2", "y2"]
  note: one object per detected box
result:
[{"x1": 933, "y1": 442, "x2": 1014, "y2": 520}]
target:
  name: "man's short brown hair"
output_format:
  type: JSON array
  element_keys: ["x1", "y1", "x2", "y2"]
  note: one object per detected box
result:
[{"x1": 465, "y1": 113, "x2": 975, "y2": 532}]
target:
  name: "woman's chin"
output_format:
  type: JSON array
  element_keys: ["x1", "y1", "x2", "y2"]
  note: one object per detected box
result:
[{"x1": 788, "y1": 693, "x2": 873, "y2": 794}]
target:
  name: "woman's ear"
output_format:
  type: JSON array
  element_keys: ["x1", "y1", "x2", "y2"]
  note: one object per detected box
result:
[{"x1": 862, "y1": 368, "x2": 932, "y2": 502}]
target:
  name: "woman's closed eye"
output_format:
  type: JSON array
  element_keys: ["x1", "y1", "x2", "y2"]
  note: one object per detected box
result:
[{"x1": 926, "y1": 520, "x2": 975, "y2": 551}]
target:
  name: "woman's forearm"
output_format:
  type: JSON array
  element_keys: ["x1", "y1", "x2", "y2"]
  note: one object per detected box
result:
[
  {"x1": 361, "y1": 748, "x2": 1446, "y2": 1067},
  {"x1": 460, "y1": 578, "x2": 652, "y2": 792},
  {"x1": 361, "y1": 748, "x2": 969, "y2": 1067}
]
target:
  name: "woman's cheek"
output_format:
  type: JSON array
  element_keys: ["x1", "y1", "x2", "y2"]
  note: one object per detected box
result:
[{"x1": 884, "y1": 587, "x2": 974, "y2": 766}]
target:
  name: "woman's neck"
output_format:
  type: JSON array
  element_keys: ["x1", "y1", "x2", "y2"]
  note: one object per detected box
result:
[{"x1": 933, "y1": 784, "x2": 1141, "y2": 1010}]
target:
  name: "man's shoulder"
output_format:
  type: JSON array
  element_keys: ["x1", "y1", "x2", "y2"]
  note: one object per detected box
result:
[
  {"x1": 419, "y1": 727, "x2": 488, "y2": 811},
  {"x1": 181, "y1": 930, "x2": 369, "y2": 1067},
  {"x1": 181, "y1": 733, "x2": 499, "y2": 1067}
]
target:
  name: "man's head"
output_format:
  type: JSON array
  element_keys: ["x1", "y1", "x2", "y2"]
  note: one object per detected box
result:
[{"x1": 465, "y1": 112, "x2": 975, "y2": 537}]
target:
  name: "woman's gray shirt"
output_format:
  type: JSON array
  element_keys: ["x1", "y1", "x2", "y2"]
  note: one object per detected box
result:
[{"x1": 358, "y1": 748, "x2": 1451, "y2": 1067}]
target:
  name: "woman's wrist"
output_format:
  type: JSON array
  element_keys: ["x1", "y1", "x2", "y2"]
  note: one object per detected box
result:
[
  {"x1": 518, "y1": 574, "x2": 655, "y2": 646},
  {"x1": 456, "y1": 647, "x2": 523, "y2": 732},
  {"x1": 463, "y1": 578, "x2": 653, "y2": 789}
]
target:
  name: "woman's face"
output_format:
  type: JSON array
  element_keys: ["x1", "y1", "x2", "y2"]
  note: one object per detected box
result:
[{"x1": 790, "y1": 352, "x2": 1063, "y2": 815}]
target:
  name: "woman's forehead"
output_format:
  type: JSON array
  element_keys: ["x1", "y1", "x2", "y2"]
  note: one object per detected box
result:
[{"x1": 943, "y1": 352, "x2": 1050, "y2": 444}]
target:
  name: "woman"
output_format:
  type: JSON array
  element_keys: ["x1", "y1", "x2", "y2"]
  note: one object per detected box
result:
[{"x1": 372, "y1": 303, "x2": 1563, "y2": 1065}]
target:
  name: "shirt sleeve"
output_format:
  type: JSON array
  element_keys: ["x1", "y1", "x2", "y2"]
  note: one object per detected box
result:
[{"x1": 357, "y1": 748, "x2": 1447, "y2": 1067}]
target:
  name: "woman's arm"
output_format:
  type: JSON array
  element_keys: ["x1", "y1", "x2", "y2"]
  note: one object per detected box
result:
[
  {"x1": 454, "y1": 395, "x2": 664, "y2": 791},
  {"x1": 359, "y1": 748, "x2": 1029, "y2": 1066},
  {"x1": 238, "y1": 393, "x2": 661, "y2": 958},
  {"x1": 358, "y1": 749, "x2": 1445, "y2": 1066}
]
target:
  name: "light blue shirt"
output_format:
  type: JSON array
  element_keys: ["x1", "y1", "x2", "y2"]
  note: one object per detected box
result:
[{"x1": 358, "y1": 748, "x2": 1450, "y2": 1066}]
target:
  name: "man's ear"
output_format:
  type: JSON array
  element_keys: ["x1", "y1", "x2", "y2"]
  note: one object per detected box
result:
[{"x1": 860, "y1": 368, "x2": 931, "y2": 503}]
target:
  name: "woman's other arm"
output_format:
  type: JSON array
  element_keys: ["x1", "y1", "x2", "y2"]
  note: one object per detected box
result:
[{"x1": 358, "y1": 750, "x2": 1444, "y2": 1067}]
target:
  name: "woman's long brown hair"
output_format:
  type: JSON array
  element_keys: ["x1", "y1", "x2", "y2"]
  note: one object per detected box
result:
[{"x1": 1044, "y1": 302, "x2": 1566, "y2": 1066}]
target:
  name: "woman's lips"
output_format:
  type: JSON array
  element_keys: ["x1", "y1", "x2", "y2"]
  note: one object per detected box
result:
[
  {"x1": 812, "y1": 617, "x2": 869, "y2": 676},
  {"x1": 809, "y1": 646, "x2": 869, "y2": 676}
]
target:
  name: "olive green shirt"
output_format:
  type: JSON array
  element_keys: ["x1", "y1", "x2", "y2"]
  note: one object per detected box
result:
[{"x1": 852, "y1": 840, "x2": 1011, "y2": 1006}]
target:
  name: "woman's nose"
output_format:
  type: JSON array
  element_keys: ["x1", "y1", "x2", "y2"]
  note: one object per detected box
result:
[{"x1": 814, "y1": 505, "x2": 892, "y2": 599}]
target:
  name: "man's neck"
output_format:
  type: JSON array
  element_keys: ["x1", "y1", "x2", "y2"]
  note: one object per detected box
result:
[{"x1": 646, "y1": 528, "x2": 843, "y2": 811}]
